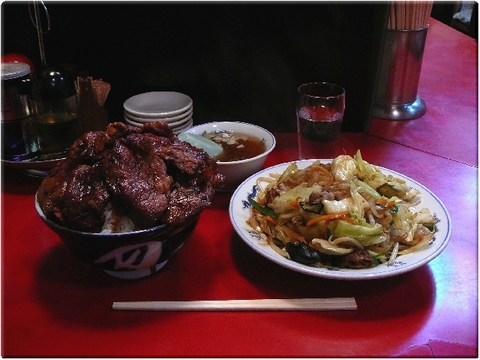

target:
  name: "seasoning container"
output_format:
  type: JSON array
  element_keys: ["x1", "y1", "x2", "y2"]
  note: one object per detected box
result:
[
  {"x1": 30, "y1": 65, "x2": 83, "y2": 160},
  {"x1": 1, "y1": 62, "x2": 40, "y2": 161},
  {"x1": 76, "y1": 74, "x2": 110, "y2": 132}
]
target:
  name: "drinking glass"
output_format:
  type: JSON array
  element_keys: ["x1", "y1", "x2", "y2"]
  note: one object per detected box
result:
[{"x1": 297, "y1": 82, "x2": 345, "y2": 159}]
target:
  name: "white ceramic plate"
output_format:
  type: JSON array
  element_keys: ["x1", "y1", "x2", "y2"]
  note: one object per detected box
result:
[
  {"x1": 124, "y1": 107, "x2": 193, "y2": 123},
  {"x1": 229, "y1": 160, "x2": 452, "y2": 280},
  {"x1": 123, "y1": 91, "x2": 193, "y2": 118},
  {"x1": 124, "y1": 117, "x2": 146, "y2": 127},
  {"x1": 124, "y1": 111, "x2": 192, "y2": 127},
  {"x1": 124, "y1": 116, "x2": 193, "y2": 133},
  {"x1": 171, "y1": 118, "x2": 193, "y2": 134}
]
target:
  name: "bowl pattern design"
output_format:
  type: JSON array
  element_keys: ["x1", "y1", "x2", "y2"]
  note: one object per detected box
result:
[{"x1": 35, "y1": 197, "x2": 198, "y2": 278}]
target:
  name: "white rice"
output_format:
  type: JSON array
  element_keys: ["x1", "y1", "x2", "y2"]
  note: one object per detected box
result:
[{"x1": 100, "y1": 203, "x2": 136, "y2": 234}]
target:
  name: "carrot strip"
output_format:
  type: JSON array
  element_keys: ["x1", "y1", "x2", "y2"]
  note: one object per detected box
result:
[
  {"x1": 325, "y1": 215, "x2": 355, "y2": 229},
  {"x1": 375, "y1": 198, "x2": 395, "y2": 208},
  {"x1": 283, "y1": 225, "x2": 307, "y2": 243},
  {"x1": 306, "y1": 212, "x2": 350, "y2": 227},
  {"x1": 290, "y1": 201, "x2": 300, "y2": 209},
  {"x1": 263, "y1": 215, "x2": 278, "y2": 225}
]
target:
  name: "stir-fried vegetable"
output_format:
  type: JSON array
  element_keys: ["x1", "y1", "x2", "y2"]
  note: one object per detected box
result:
[
  {"x1": 247, "y1": 150, "x2": 438, "y2": 269},
  {"x1": 248, "y1": 198, "x2": 278, "y2": 219}
]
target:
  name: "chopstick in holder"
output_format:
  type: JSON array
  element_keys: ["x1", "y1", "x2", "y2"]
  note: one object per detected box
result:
[
  {"x1": 388, "y1": 1, "x2": 433, "y2": 30},
  {"x1": 112, "y1": 297, "x2": 357, "y2": 311}
]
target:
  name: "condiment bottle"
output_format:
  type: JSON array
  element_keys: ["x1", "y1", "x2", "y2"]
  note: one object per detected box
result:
[
  {"x1": 1, "y1": 62, "x2": 40, "y2": 161},
  {"x1": 30, "y1": 65, "x2": 83, "y2": 160}
]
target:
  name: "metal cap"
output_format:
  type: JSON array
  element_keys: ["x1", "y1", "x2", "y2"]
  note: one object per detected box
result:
[{"x1": 1, "y1": 62, "x2": 30, "y2": 81}]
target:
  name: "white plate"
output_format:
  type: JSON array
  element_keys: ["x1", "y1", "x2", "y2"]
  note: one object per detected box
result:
[
  {"x1": 229, "y1": 160, "x2": 452, "y2": 280},
  {"x1": 124, "y1": 117, "x2": 193, "y2": 133},
  {"x1": 124, "y1": 117, "x2": 145, "y2": 127},
  {"x1": 171, "y1": 118, "x2": 193, "y2": 134},
  {"x1": 124, "y1": 106, "x2": 192, "y2": 123},
  {"x1": 124, "y1": 110, "x2": 192, "y2": 127},
  {"x1": 123, "y1": 91, "x2": 193, "y2": 118},
  {"x1": 166, "y1": 115, "x2": 192, "y2": 129}
]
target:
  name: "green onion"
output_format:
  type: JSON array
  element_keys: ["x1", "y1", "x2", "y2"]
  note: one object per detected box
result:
[{"x1": 248, "y1": 198, "x2": 278, "y2": 219}]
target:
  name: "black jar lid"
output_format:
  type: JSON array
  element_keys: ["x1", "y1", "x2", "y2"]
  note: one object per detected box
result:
[{"x1": 30, "y1": 65, "x2": 76, "y2": 101}]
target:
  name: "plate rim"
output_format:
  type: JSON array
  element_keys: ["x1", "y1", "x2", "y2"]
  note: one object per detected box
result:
[
  {"x1": 229, "y1": 159, "x2": 452, "y2": 281},
  {"x1": 1, "y1": 157, "x2": 64, "y2": 170},
  {"x1": 123, "y1": 91, "x2": 193, "y2": 118}
]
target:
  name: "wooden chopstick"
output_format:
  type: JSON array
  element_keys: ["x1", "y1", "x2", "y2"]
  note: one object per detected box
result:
[
  {"x1": 388, "y1": 1, "x2": 433, "y2": 30},
  {"x1": 112, "y1": 297, "x2": 357, "y2": 311}
]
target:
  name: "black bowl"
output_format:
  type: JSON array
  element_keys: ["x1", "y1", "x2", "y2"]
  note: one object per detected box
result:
[{"x1": 35, "y1": 194, "x2": 199, "y2": 279}]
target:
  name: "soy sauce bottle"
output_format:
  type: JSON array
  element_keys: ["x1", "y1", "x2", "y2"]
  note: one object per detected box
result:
[{"x1": 30, "y1": 65, "x2": 83, "y2": 160}]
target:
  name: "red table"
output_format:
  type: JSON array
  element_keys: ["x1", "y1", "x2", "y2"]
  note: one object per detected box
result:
[
  {"x1": 1, "y1": 18, "x2": 477, "y2": 357},
  {"x1": 369, "y1": 18, "x2": 478, "y2": 167}
]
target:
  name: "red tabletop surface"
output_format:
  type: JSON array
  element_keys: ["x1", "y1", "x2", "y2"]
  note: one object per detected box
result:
[
  {"x1": 1, "y1": 17, "x2": 478, "y2": 358},
  {"x1": 369, "y1": 18, "x2": 478, "y2": 167}
]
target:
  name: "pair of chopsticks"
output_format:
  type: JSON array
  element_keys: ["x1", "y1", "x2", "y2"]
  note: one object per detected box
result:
[
  {"x1": 112, "y1": 297, "x2": 357, "y2": 311},
  {"x1": 387, "y1": 1, "x2": 434, "y2": 30}
]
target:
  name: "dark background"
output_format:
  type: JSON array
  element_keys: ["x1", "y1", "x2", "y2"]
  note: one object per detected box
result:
[{"x1": 2, "y1": 1, "x2": 390, "y2": 133}]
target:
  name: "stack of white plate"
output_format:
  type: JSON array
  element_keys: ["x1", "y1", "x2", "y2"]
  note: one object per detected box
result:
[{"x1": 123, "y1": 91, "x2": 193, "y2": 134}]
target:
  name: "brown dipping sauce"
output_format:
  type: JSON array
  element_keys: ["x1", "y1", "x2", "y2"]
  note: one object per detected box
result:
[{"x1": 204, "y1": 131, "x2": 265, "y2": 162}]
